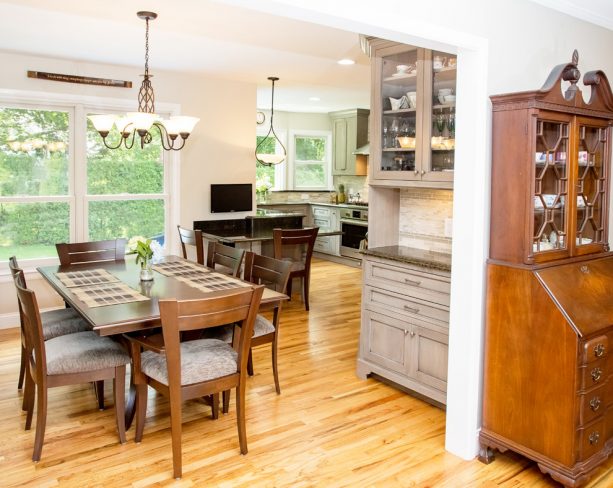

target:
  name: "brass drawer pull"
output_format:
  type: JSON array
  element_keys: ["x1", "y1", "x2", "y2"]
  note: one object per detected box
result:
[
  {"x1": 594, "y1": 344, "x2": 606, "y2": 358},
  {"x1": 588, "y1": 432, "x2": 600, "y2": 445},
  {"x1": 404, "y1": 278, "x2": 422, "y2": 286},
  {"x1": 591, "y1": 367, "x2": 602, "y2": 383},
  {"x1": 403, "y1": 305, "x2": 420, "y2": 314},
  {"x1": 589, "y1": 397, "x2": 601, "y2": 412}
]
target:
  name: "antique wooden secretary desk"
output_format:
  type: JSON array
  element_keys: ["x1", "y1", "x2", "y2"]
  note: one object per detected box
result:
[{"x1": 480, "y1": 51, "x2": 613, "y2": 487}]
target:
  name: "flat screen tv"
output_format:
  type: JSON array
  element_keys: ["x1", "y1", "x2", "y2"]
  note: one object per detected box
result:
[{"x1": 210, "y1": 183, "x2": 253, "y2": 213}]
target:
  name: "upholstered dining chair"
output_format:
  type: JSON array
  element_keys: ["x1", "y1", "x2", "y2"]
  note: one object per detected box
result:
[
  {"x1": 177, "y1": 225, "x2": 205, "y2": 265},
  {"x1": 217, "y1": 252, "x2": 291, "y2": 406},
  {"x1": 14, "y1": 270, "x2": 130, "y2": 462},
  {"x1": 206, "y1": 241, "x2": 245, "y2": 277},
  {"x1": 55, "y1": 238, "x2": 127, "y2": 266},
  {"x1": 273, "y1": 227, "x2": 319, "y2": 311},
  {"x1": 9, "y1": 256, "x2": 90, "y2": 392},
  {"x1": 126, "y1": 285, "x2": 264, "y2": 479}
]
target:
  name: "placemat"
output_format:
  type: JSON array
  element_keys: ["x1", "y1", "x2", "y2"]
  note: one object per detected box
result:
[
  {"x1": 177, "y1": 273, "x2": 252, "y2": 294},
  {"x1": 70, "y1": 282, "x2": 150, "y2": 308},
  {"x1": 55, "y1": 268, "x2": 121, "y2": 288},
  {"x1": 153, "y1": 260, "x2": 210, "y2": 277}
]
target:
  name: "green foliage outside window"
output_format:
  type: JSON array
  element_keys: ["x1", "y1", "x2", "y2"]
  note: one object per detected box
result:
[
  {"x1": 294, "y1": 135, "x2": 327, "y2": 188},
  {"x1": 255, "y1": 135, "x2": 276, "y2": 191}
]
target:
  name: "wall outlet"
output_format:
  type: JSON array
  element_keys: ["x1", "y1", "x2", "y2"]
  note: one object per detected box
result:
[
  {"x1": 301, "y1": 193, "x2": 310, "y2": 200},
  {"x1": 444, "y1": 218, "x2": 453, "y2": 238}
]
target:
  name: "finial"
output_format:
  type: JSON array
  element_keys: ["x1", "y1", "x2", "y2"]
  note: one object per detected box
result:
[{"x1": 572, "y1": 49, "x2": 579, "y2": 66}]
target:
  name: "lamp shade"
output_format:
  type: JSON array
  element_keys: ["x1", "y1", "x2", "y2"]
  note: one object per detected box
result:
[
  {"x1": 163, "y1": 116, "x2": 200, "y2": 135},
  {"x1": 256, "y1": 153, "x2": 286, "y2": 165},
  {"x1": 114, "y1": 116, "x2": 133, "y2": 134},
  {"x1": 127, "y1": 112, "x2": 159, "y2": 132},
  {"x1": 88, "y1": 114, "x2": 117, "y2": 133}
]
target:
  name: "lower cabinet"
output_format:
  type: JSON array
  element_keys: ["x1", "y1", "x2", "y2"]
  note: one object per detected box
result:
[
  {"x1": 312, "y1": 205, "x2": 340, "y2": 256},
  {"x1": 357, "y1": 254, "x2": 450, "y2": 404}
]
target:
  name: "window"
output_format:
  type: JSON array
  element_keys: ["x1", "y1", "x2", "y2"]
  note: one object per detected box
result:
[
  {"x1": 291, "y1": 131, "x2": 331, "y2": 190},
  {"x1": 0, "y1": 97, "x2": 174, "y2": 263}
]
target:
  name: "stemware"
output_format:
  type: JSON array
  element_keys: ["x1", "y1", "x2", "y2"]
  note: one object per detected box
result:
[
  {"x1": 447, "y1": 112, "x2": 455, "y2": 137},
  {"x1": 390, "y1": 119, "x2": 400, "y2": 147},
  {"x1": 435, "y1": 112, "x2": 446, "y2": 136},
  {"x1": 382, "y1": 121, "x2": 389, "y2": 148}
]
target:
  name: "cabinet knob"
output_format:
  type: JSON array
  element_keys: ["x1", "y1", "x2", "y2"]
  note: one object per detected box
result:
[
  {"x1": 404, "y1": 329, "x2": 408, "y2": 336},
  {"x1": 404, "y1": 278, "x2": 422, "y2": 286},
  {"x1": 588, "y1": 431, "x2": 600, "y2": 445},
  {"x1": 594, "y1": 343, "x2": 606, "y2": 358},
  {"x1": 414, "y1": 169, "x2": 419, "y2": 175},
  {"x1": 421, "y1": 170, "x2": 426, "y2": 175},
  {"x1": 409, "y1": 330, "x2": 416, "y2": 337},
  {"x1": 591, "y1": 367, "x2": 602, "y2": 383},
  {"x1": 589, "y1": 397, "x2": 602, "y2": 412},
  {"x1": 403, "y1": 305, "x2": 420, "y2": 314}
]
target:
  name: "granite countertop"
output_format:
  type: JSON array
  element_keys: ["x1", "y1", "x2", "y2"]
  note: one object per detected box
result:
[
  {"x1": 361, "y1": 246, "x2": 451, "y2": 272},
  {"x1": 258, "y1": 201, "x2": 368, "y2": 210},
  {"x1": 247, "y1": 208, "x2": 306, "y2": 219},
  {"x1": 202, "y1": 226, "x2": 341, "y2": 244}
]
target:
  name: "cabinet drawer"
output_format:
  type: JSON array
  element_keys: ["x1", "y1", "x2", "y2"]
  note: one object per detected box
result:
[
  {"x1": 581, "y1": 335, "x2": 608, "y2": 364},
  {"x1": 314, "y1": 217, "x2": 331, "y2": 227},
  {"x1": 314, "y1": 236, "x2": 332, "y2": 254},
  {"x1": 364, "y1": 259, "x2": 450, "y2": 306},
  {"x1": 578, "y1": 357, "x2": 608, "y2": 390},
  {"x1": 312, "y1": 206, "x2": 332, "y2": 218},
  {"x1": 578, "y1": 383, "x2": 607, "y2": 426},
  {"x1": 364, "y1": 285, "x2": 449, "y2": 326},
  {"x1": 361, "y1": 310, "x2": 410, "y2": 375},
  {"x1": 576, "y1": 418, "x2": 606, "y2": 461}
]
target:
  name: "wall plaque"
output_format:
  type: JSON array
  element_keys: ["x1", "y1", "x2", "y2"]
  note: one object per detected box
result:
[{"x1": 27, "y1": 71, "x2": 132, "y2": 88}]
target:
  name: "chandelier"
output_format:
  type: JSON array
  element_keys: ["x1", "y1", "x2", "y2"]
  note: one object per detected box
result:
[
  {"x1": 88, "y1": 12, "x2": 199, "y2": 151},
  {"x1": 255, "y1": 77, "x2": 286, "y2": 165}
]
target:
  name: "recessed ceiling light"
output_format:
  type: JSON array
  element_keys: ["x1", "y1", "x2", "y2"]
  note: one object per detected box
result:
[
  {"x1": 309, "y1": 97, "x2": 321, "y2": 102},
  {"x1": 337, "y1": 59, "x2": 355, "y2": 65}
]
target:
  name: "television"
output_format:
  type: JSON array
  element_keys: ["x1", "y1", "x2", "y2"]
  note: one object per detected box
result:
[{"x1": 210, "y1": 183, "x2": 253, "y2": 213}]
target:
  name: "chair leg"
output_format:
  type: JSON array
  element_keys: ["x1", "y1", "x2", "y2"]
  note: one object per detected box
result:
[
  {"x1": 286, "y1": 277, "x2": 293, "y2": 301},
  {"x1": 113, "y1": 365, "x2": 126, "y2": 444},
  {"x1": 303, "y1": 274, "x2": 310, "y2": 311},
  {"x1": 18, "y1": 343, "x2": 26, "y2": 390},
  {"x1": 24, "y1": 373, "x2": 35, "y2": 430},
  {"x1": 95, "y1": 380, "x2": 105, "y2": 410},
  {"x1": 236, "y1": 380, "x2": 248, "y2": 455},
  {"x1": 32, "y1": 383, "x2": 48, "y2": 462},
  {"x1": 134, "y1": 384, "x2": 148, "y2": 443},
  {"x1": 169, "y1": 391, "x2": 183, "y2": 479},
  {"x1": 272, "y1": 337, "x2": 281, "y2": 395},
  {"x1": 211, "y1": 393, "x2": 219, "y2": 420},
  {"x1": 222, "y1": 390, "x2": 230, "y2": 414},
  {"x1": 247, "y1": 349, "x2": 254, "y2": 376}
]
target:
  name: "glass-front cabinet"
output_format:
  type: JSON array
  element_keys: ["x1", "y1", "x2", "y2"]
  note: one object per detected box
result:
[{"x1": 370, "y1": 40, "x2": 456, "y2": 187}]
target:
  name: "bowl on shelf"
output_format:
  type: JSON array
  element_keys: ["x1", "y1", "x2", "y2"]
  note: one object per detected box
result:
[
  {"x1": 397, "y1": 136, "x2": 416, "y2": 149},
  {"x1": 444, "y1": 95, "x2": 456, "y2": 104},
  {"x1": 406, "y1": 91, "x2": 417, "y2": 108}
]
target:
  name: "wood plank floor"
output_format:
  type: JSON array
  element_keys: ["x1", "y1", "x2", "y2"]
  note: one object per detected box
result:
[{"x1": 0, "y1": 259, "x2": 611, "y2": 487}]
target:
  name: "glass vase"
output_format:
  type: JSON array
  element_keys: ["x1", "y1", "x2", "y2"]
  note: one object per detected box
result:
[{"x1": 140, "y1": 261, "x2": 154, "y2": 281}]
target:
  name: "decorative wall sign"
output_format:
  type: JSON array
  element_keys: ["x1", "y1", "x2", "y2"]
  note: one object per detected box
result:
[{"x1": 27, "y1": 70, "x2": 132, "y2": 88}]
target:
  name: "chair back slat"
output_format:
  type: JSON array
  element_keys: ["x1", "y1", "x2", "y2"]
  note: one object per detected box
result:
[
  {"x1": 244, "y1": 252, "x2": 291, "y2": 293},
  {"x1": 177, "y1": 226, "x2": 204, "y2": 265},
  {"x1": 14, "y1": 278, "x2": 46, "y2": 379},
  {"x1": 273, "y1": 227, "x2": 319, "y2": 266},
  {"x1": 206, "y1": 241, "x2": 245, "y2": 277},
  {"x1": 56, "y1": 239, "x2": 127, "y2": 265}
]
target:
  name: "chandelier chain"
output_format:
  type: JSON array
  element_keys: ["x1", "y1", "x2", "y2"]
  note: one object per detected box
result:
[{"x1": 144, "y1": 17, "x2": 150, "y2": 77}]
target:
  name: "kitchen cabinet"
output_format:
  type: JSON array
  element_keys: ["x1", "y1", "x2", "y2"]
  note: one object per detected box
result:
[
  {"x1": 369, "y1": 39, "x2": 455, "y2": 188},
  {"x1": 357, "y1": 251, "x2": 450, "y2": 405},
  {"x1": 311, "y1": 205, "x2": 340, "y2": 255},
  {"x1": 330, "y1": 109, "x2": 369, "y2": 176},
  {"x1": 481, "y1": 53, "x2": 613, "y2": 487},
  {"x1": 256, "y1": 204, "x2": 312, "y2": 226}
]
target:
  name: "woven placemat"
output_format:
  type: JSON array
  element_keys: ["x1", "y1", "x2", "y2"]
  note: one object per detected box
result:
[
  {"x1": 70, "y1": 282, "x2": 150, "y2": 308},
  {"x1": 177, "y1": 273, "x2": 252, "y2": 294},
  {"x1": 55, "y1": 269, "x2": 120, "y2": 288},
  {"x1": 153, "y1": 260, "x2": 210, "y2": 277}
]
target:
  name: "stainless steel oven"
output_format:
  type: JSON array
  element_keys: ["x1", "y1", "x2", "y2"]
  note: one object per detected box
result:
[{"x1": 340, "y1": 208, "x2": 368, "y2": 260}]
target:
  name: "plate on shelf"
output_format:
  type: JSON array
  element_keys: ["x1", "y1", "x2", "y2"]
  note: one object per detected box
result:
[{"x1": 391, "y1": 71, "x2": 416, "y2": 77}]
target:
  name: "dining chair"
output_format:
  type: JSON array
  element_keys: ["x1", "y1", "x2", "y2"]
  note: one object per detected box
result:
[
  {"x1": 273, "y1": 227, "x2": 319, "y2": 311},
  {"x1": 14, "y1": 270, "x2": 130, "y2": 461},
  {"x1": 177, "y1": 225, "x2": 204, "y2": 265},
  {"x1": 206, "y1": 241, "x2": 245, "y2": 277},
  {"x1": 126, "y1": 285, "x2": 264, "y2": 479},
  {"x1": 217, "y1": 252, "x2": 290, "y2": 412},
  {"x1": 9, "y1": 256, "x2": 90, "y2": 393},
  {"x1": 55, "y1": 238, "x2": 127, "y2": 266}
]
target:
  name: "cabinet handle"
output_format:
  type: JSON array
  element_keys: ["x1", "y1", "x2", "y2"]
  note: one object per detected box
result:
[
  {"x1": 404, "y1": 329, "x2": 408, "y2": 336},
  {"x1": 589, "y1": 397, "x2": 601, "y2": 412},
  {"x1": 594, "y1": 344, "x2": 606, "y2": 358},
  {"x1": 404, "y1": 278, "x2": 422, "y2": 286},
  {"x1": 403, "y1": 305, "x2": 420, "y2": 314},
  {"x1": 414, "y1": 169, "x2": 419, "y2": 175},
  {"x1": 409, "y1": 330, "x2": 416, "y2": 337},
  {"x1": 421, "y1": 170, "x2": 426, "y2": 175},
  {"x1": 591, "y1": 367, "x2": 602, "y2": 383},
  {"x1": 588, "y1": 431, "x2": 600, "y2": 445}
]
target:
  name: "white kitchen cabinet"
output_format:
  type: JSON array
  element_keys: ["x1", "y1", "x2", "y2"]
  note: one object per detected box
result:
[
  {"x1": 311, "y1": 205, "x2": 340, "y2": 256},
  {"x1": 330, "y1": 109, "x2": 369, "y2": 176}
]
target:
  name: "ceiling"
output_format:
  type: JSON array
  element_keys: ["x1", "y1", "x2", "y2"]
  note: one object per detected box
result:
[{"x1": 0, "y1": 0, "x2": 371, "y2": 113}]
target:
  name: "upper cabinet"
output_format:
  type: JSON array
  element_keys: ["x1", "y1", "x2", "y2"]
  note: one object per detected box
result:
[
  {"x1": 489, "y1": 51, "x2": 613, "y2": 265},
  {"x1": 370, "y1": 40, "x2": 456, "y2": 188},
  {"x1": 330, "y1": 109, "x2": 369, "y2": 176}
]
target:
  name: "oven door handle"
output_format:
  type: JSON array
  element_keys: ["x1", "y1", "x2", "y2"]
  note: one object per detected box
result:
[{"x1": 340, "y1": 219, "x2": 368, "y2": 227}]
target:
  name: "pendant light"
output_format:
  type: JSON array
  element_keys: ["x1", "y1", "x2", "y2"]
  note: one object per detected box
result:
[
  {"x1": 88, "y1": 11, "x2": 199, "y2": 151},
  {"x1": 255, "y1": 76, "x2": 286, "y2": 166}
]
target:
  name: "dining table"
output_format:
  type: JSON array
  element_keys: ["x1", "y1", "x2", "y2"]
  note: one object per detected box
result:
[{"x1": 37, "y1": 254, "x2": 288, "y2": 426}]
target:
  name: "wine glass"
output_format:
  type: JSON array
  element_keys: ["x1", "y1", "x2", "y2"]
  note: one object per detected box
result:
[
  {"x1": 390, "y1": 119, "x2": 399, "y2": 147},
  {"x1": 447, "y1": 111, "x2": 455, "y2": 138},
  {"x1": 435, "y1": 112, "x2": 446, "y2": 136},
  {"x1": 382, "y1": 120, "x2": 389, "y2": 148}
]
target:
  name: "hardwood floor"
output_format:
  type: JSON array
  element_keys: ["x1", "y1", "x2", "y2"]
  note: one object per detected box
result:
[{"x1": 0, "y1": 258, "x2": 611, "y2": 487}]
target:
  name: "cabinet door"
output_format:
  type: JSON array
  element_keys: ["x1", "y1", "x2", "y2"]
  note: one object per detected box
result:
[
  {"x1": 361, "y1": 310, "x2": 411, "y2": 374},
  {"x1": 408, "y1": 324, "x2": 448, "y2": 393},
  {"x1": 573, "y1": 118, "x2": 610, "y2": 256},
  {"x1": 333, "y1": 117, "x2": 348, "y2": 174},
  {"x1": 531, "y1": 112, "x2": 573, "y2": 262}
]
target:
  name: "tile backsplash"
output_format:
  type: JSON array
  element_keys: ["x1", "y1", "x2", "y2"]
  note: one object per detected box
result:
[{"x1": 399, "y1": 188, "x2": 453, "y2": 253}]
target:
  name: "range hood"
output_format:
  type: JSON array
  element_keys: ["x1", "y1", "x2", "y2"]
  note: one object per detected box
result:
[{"x1": 353, "y1": 143, "x2": 370, "y2": 155}]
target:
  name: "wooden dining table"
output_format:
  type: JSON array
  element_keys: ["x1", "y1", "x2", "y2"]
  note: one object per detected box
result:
[{"x1": 37, "y1": 254, "x2": 288, "y2": 426}]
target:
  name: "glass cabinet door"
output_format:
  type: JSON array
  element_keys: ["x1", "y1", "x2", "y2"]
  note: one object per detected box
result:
[
  {"x1": 532, "y1": 118, "x2": 570, "y2": 256},
  {"x1": 379, "y1": 48, "x2": 419, "y2": 175},
  {"x1": 575, "y1": 120, "x2": 609, "y2": 252}
]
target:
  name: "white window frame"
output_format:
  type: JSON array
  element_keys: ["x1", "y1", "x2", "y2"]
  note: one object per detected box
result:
[
  {"x1": 0, "y1": 89, "x2": 181, "y2": 273},
  {"x1": 256, "y1": 127, "x2": 286, "y2": 191},
  {"x1": 289, "y1": 129, "x2": 332, "y2": 191}
]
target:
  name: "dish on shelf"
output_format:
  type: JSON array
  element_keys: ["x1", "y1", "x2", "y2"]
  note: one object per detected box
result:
[
  {"x1": 533, "y1": 194, "x2": 586, "y2": 209},
  {"x1": 431, "y1": 136, "x2": 455, "y2": 150},
  {"x1": 532, "y1": 241, "x2": 555, "y2": 252},
  {"x1": 576, "y1": 237, "x2": 593, "y2": 245},
  {"x1": 389, "y1": 96, "x2": 410, "y2": 110},
  {"x1": 397, "y1": 136, "x2": 416, "y2": 149},
  {"x1": 391, "y1": 71, "x2": 416, "y2": 77}
]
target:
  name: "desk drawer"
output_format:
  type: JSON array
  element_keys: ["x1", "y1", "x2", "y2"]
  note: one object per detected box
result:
[
  {"x1": 581, "y1": 336, "x2": 608, "y2": 365},
  {"x1": 578, "y1": 357, "x2": 608, "y2": 391},
  {"x1": 578, "y1": 383, "x2": 607, "y2": 426},
  {"x1": 576, "y1": 418, "x2": 606, "y2": 461}
]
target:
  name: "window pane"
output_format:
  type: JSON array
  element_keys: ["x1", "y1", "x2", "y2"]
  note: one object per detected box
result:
[
  {"x1": 295, "y1": 164, "x2": 325, "y2": 187},
  {"x1": 0, "y1": 107, "x2": 69, "y2": 196},
  {"x1": 88, "y1": 200, "x2": 165, "y2": 244},
  {"x1": 0, "y1": 202, "x2": 69, "y2": 260},
  {"x1": 87, "y1": 117, "x2": 164, "y2": 195},
  {"x1": 295, "y1": 136, "x2": 325, "y2": 162}
]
